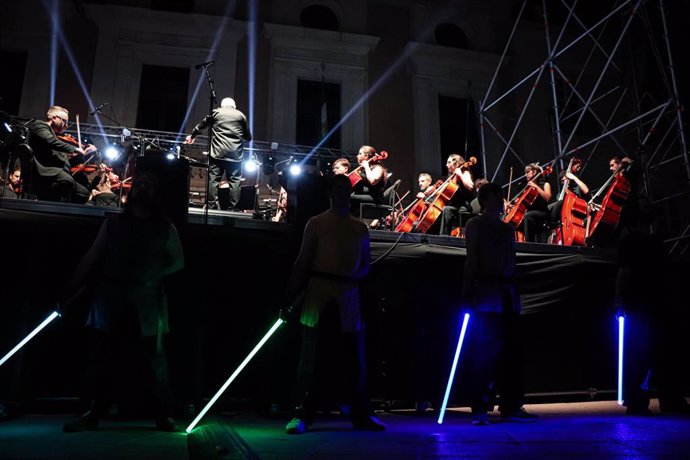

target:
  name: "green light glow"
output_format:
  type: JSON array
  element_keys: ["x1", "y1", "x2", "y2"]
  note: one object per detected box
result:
[{"x1": 186, "y1": 319, "x2": 285, "y2": 433}]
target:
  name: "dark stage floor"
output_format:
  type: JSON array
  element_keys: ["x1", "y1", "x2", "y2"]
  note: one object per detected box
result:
[{"x1": 1, "y1": 401, "x2": 690, "y2": 459}]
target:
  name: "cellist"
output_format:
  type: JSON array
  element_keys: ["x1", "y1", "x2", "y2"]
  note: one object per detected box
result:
[
  {"x1": 350, "y1": 145, "x2": 387, "y2": 213},
  {"x1": 548, "y1": 157, "x2": 590, "y2": 224},
  {"x1": 521, "y1": 163, "x2": 552, "y2": 242},
  {"x1": 416, "y1": 173, "x2": 437, "y2": 199},
  {"x1": 438, "y1": 153, "x2": 475, "y2": 235}
]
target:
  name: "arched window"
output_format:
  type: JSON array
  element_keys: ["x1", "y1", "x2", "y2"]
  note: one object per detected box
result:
[
  {"x1": 434, "y1": 23, "x2": 468, "y2": 49},
  {"x1": 300, "y1": 4, "x2": 339, "y2": 31}
]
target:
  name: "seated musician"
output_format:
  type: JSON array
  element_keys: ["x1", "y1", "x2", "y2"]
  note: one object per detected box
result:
[
  {"x1": 332, "y1": 158, "x2": 350, "y2": 176},
  {"x1": 439, "y1": 153, "x2": 475, "y2": 235},
  {"x1": 470, "y1": 178, "x2": 489, "y2": 215},
  {"x1": 88, "y1": 164, "x2": 121, "y2": 207},
  {"x1": 607, "y1": 154, "x2": 640, "y2": 237},
  {"x1": 26, "y1": 106, "x2": 96, "y2": 203},
  {"x1": 522, "y1": 163, "x2": 552, "y2": 242},
  {"x1": 416, "y1": 173, "x2": 436, "y2": 199},
  {"x1": 350, "y1": 145, "x2": 387, "y2": 213},
  {"x1": 2, "y1": 165, "x2": 21, "y2": 198},
  {"x1": 548, "y1": 157, "x2": 590, "y2": 224}
]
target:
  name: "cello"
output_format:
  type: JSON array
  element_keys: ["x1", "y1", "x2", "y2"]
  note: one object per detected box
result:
[
  {"x1": 502, "y1": 164, "x2": 552, "y2": 230},
  {"x1": 347, "y1": 151, "x2": 388, "y2": 188},
  {"x1": 415, "y1": 157, "x2": 477, "y2": 234},
  {"x1": 394, "y1": 179, "x2": 443, "y2": 233},
  {"x1": 551, "y1": 158, "x2": 588, "y2": 246},
  {"x1": 586, "y1": 162, "x2": 631, "y2": 246}
]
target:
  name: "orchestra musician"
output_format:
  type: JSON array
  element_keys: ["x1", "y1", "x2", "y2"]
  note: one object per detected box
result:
[
  {"x1": 26, "y1": 106, "x2": 97, "y2": 203},
  {"x1": 548, "y1": 157, "x2": 590, "y2": 224},
  {"x1": 521, "y1": 163, "x2": 552, "y2": 242},
  {"x1": 416, "y1": 173, "x2": 436, "y2": 199},
  {"x1": 438, "y1": 153, "x2": 475, "y2": 235},
  {"x1": 332, "y1": 158, "x2": 350, "y2": 175},
  {"x1": 1, "y1": 165, "x2": 21, "y2": 198},
  {"x1": 350, "y1": 145, "x2": 387, "y2": 213}
]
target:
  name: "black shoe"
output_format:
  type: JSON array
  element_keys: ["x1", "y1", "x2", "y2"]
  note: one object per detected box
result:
[
  {"x1": 63, "y1": 414, "x2": 99, "y2": 433},
  {"x1": 501, "y1": 407, "x2": 538, "y2": 422},
  {"x1": 155, "y1": 417, "x2": 183, "y2": 432},
  {"x1": 352, "y1": 415, "x2": 386, "y2": 431}
]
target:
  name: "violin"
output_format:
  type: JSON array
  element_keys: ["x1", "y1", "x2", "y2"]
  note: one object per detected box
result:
[
  {"x1": 502, "y1": 164, "x2": 553, "y2": 230},
  {"x1": 415, "y1": 156, "x2": 477, "y2": 234},
  {"x1": 348, "y1": 151, "x2": 389, "y2": 188}
]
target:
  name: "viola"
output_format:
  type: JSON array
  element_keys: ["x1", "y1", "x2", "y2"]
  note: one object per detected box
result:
[
  {"x1": 348, "y1": 151, "x2": 389, "y2": 188},
  {"x1": 394, "y1": 179, "x2": 443, "y2": 233},
  {"x1": 415, "y1": 156, "x2": 477, "y2": 234},
  {"x1": 502, "y1": 165, "x2": 553, "y2": 229},
  {"x1": 586, "y1": 165, "x2": 630, "y2": 246}
]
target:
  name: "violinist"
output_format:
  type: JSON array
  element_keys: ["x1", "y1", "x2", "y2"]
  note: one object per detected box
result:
[
  {"x1": 350, "y1": 145, "x2": 387, "y2": 212},
  {"x1": 26, "y1": 106, "x2": 96, "y2": 203},
  {"x1": 521, "y1": 163, "x2": 552, "y2": 242},
  {"x1": 332, "y1": 158, "x2": 350, "y2": 175},
  {"x1": 438, "y1": 153, "x2": 475, "y2": 235},
  {"x1": 88, "y1": 164, "x2": 121, "y2": 207},
  {"x1": 548, "y1": 157, "x2": 590, "y2": 224}
]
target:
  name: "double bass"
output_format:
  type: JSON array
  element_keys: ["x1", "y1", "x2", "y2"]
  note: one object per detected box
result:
[
  {"x1": 502, "y1": 164, "x2": 552, "y2": 230},
  {"x1": 586, "y1": 162, "x2": 631, "y2": 246},
  {"x1": 415, "y1": 157, "x2": 477, "y2": 234},
  {"x1": 347, "y1": 151, "x2": 388, "y2": 188},
  {"x1": 552, "y1": 158, "x2": 588, "y2": 246}
]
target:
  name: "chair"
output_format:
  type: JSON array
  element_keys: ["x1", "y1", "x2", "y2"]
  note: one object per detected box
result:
[{"x1": 359, "y1": 179, "x2": 401, "y2": 228}]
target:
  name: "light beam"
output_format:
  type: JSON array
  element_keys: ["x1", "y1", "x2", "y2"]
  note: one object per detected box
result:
[
  {"x1": 438, "y1": 312, "x2": 470, "y2": 424},
  {"x1": 0, "y1": 311, "x2": 61, "y2": 368},
  {"x1": 617, "y1": 314, "x2": 625, "y2": 405}
]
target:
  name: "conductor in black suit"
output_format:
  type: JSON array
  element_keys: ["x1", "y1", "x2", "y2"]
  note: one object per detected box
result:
[{"x1": 185, "y1": 97, "x2": 252, "y2": 210}]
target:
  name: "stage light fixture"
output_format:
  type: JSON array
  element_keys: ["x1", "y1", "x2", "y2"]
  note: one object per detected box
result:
[
  {"x1": 262, "y1": 155, "x2": 276, "y2": 175},
  {"x1": 104, "y1": 145, "x2": 120, "y2": 161},
  {"x1": 289, "y1": 163, "x2": 302, "y2": 176},
  {"x1": 438, "y1": 312, "x2": 471, "y2": 424},
  {"x1": 244, "y1": 157, "x2": 259, "y2": 173},
  {"x1": 4, "y1": 122, "x2": 12, "y2": 133},
  {"x1": 166, "y1": 152, "x2": 176, "y2": 160}
]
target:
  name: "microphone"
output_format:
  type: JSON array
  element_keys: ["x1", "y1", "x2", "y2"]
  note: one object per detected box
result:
[
  {"x1": 90, "y1": 102, "x2": 109, "y2": 115},
  {"x1": 194, "y1": 60, "x2": 215, "y2": 69}
]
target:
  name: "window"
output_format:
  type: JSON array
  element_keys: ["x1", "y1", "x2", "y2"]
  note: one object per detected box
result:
[
  {"x1": 434, "y1": 24, "x2": 468, "y2": 49},
  {"x1": 296, "y1": 79, "x2": 341, "y2": 148},
  {"x1": 439, "y1": 95, "x2": 478, "y2": 170},
  {"x1": 136, "y1": 64, "x2": 189, "y2": 132},
  {"x1": 300, "y1": 5, "x2": 339, "y2": 31}
]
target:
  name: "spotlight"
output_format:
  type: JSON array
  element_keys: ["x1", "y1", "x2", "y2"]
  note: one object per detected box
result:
[
  {"x1": 166, "y1": 152, "x2": 176, "y2": 160},
  {"x1": 104, "y1": 145, "x2": 120, "y2": 161},
  {"x1": 289, "y1": 163, "x2": 302, "y2": 176},
  {"x1": 244, "y1": 157, "x2": 259, "y2": 172},
  {"x1": 3, "y1": 122, "x2": 12, "y2": 133}
]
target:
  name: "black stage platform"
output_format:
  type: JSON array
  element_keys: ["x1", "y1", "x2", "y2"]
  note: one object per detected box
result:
[{"x1": 1, "y1": 198, "x2": 688, "y2": 419}]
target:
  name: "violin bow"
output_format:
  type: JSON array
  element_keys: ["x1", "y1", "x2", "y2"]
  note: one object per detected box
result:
[
  {"x1": 506, "y1": 166, "x2": 514, "y2": 202},
  {"x1": 76, "y1": 114, "x2": 82, "y2": 147}
]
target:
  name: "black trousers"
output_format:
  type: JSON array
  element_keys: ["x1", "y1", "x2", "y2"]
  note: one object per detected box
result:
[
  {"x1": 208, "y1": 158, "x2": 242, "y2": 209},
  {"x1": 82, "y1": 327, "x2": 172, "y2": 420},
  {"x1": 439, "y1": 204, "x2": 472, "y2": 235},
  {"x1": 464, "y1": 310, "x2": 524, "y2": 415},
  {"x1": 523, "y1": 209, "x2": 549, "y2": 242},
  {"x1": 291, "y1": 302, "x2": 370, "y2": 423},
  {"x1": 37, "y1": 170, "x2": 89, "y2": 203}
]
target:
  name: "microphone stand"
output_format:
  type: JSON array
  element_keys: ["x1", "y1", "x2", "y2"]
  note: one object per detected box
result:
[{"x1": 199, "y1": 63, "x2": 217, "y2": 224}]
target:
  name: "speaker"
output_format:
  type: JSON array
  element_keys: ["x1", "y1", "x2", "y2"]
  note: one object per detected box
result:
[{"x1": 135, "y1": 156, "x2": 190, "y2": 227}]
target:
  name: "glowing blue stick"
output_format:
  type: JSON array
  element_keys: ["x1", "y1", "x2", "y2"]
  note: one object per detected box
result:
[
  {"x1": 438, "y1": 312, "x2": 471, "y2": 424},
  {"x1": 617, "y1": 314, "x2": 625, "y2": 405},
  {"x1": 0, "y1": 311, "x2": 61, "y2": 368},
  {"x1": 186, "y1": 318, "x2": 285, "y2": 433}
]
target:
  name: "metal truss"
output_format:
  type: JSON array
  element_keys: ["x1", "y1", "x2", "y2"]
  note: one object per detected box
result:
[{"x1": 478, "y1": 0, "x2": 690, "y2": 252}]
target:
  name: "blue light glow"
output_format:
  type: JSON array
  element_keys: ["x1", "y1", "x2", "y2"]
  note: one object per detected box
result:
[
  {"x1": 617, "y1": 314, "x2": 625, "y2": 405},
  {"x1": 289, "y1": 164, "x2": 302, "y2": 176},
  {"x1": 244, "y1": 157, "x2": 259, "y2": 172},
  {"x1": 49, "y1": 0, "x2": 58, "y2": 106},
  {"x1": 186, "y1": 318, "x2": 285, "y2": 433},
  {"x1": 247, "y1": 0, "x2": 258, "y2": 152},
  {"x1": 104, "y1": 145, "x2": 120, "y2": 161},
  {"x1": 0, "y1": 311, "x2": 61, "y2": 368},
  {"x1": 438, "y1": 312, "x2": 470, "y2": 424}
]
